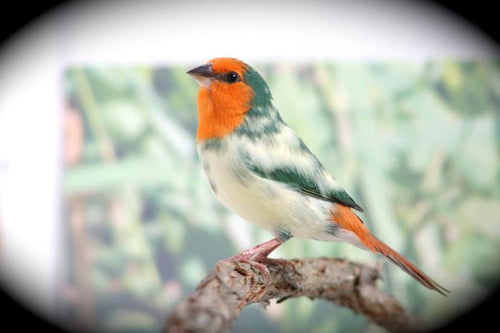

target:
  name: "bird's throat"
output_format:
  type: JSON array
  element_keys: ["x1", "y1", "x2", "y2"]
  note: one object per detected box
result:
[{"x1": 196, "y1": 85, "x2": 253, "y2": 141}]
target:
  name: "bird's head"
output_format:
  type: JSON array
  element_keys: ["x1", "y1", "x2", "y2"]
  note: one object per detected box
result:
[{"x1": 188, "y1": 58, "x2": 273, "y2": 141}]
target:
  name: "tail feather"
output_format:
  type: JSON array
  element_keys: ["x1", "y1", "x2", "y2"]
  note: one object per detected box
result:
[
  {"x1": 331, "y1": 204, "x2": 449, "y2": 296},
  {"x1": 364, "y1": 233, "x2": 450, "y2": 296}
]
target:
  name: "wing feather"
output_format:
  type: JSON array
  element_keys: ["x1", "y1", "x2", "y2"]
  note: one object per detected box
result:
[{"x1": 238, "y1": 126, "x2": 363, "y2": 212}]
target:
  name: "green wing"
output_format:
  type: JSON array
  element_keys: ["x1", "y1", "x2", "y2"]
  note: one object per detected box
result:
[
  {"x1": 233, "y1": 105, "x2": 363, "y2": 212},
  {"x1": 240, "y1": 147, "x2": 364, "y2": 212}
]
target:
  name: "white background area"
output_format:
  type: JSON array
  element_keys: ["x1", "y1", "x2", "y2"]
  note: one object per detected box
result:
[{"x1": 0, "y1": 0, "x2": 498, "y2": 320}]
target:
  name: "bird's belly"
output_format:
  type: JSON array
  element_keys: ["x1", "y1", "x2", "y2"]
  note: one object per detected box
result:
[{"x1": 199, "y1": 150, "x2": 332, "y2": 239}]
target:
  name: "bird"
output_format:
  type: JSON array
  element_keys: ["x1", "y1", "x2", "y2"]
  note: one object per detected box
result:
[{"x1": 187, "y1": 57, "x2": 449, "y2": 295}]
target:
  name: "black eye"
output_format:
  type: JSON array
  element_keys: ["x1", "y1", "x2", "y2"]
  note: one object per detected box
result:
[{"x1": 223, "y1": 71, "x2": 240, "y2": 83}]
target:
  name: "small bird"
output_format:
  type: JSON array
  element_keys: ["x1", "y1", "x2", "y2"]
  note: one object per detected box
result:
[{"x1": 187, "y1": 58, "x2": 448, "y2": 295}]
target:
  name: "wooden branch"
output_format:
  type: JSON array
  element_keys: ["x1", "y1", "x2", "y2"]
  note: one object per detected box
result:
[{"x1": 164, "y1": 258, "x2": 418, "y2": 333}]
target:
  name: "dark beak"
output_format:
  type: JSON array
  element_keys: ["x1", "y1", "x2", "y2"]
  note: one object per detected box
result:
[
  {"x1": 187, "y1": 64, "x2": 214, "y2": 78},
  {"x1": 187, "y1": 63, "x2": 215, "y2": 87}
]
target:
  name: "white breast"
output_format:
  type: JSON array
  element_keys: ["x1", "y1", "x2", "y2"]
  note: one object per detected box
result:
[{"x1": 197, "y1": 136, "x2": 333, "y2": 240}]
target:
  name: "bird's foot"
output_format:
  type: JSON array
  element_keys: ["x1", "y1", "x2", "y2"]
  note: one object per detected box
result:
[
  {"x1": 221, "y1": 238, "x2": 284, "y2": 276},
  {"x1": 218, "y1": 256, "x2": 271, "y2": 275},
  {"x1": 232, "y1": 258, "x2": 271, "y2": 275}
]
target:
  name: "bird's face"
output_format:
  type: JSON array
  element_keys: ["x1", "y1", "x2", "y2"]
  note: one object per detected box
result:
[
  {"x1": 188, "y1": 58, "x2": 255, "y2": 140},
  {"x1": 188, "y1": 58, "x2": 247, "y2": 89},
  {"x1": 188, "y1": 57, "x2": 254, "y2": 115}
]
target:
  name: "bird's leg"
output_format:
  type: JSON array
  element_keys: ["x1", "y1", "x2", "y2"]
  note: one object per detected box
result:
[
  {"x1": 234, "y1": 238, "x2": 282, "y2": 260},
  {"x1": 222, "y1": 238, "x2": 284, "y2": 275}
]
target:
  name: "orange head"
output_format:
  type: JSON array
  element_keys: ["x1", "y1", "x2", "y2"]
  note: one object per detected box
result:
[{"x1": 187, "y1": 58, "x2": 272, "y2": 141}]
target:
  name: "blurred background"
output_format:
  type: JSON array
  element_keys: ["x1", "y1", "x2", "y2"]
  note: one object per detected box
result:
[{"x1": 1, "y1": 1, "x2": 499, "y2": 332}]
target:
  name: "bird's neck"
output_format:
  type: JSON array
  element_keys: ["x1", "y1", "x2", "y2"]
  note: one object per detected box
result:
[{"x1": 196, "y1": 87, "x2": 252, "y2": 141}]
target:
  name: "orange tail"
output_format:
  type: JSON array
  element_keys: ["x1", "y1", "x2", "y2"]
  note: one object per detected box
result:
[
  {"x1": 363, "y1": 233, "x2": 449, "y2": 296},
  {"x1": 331, "y1": 205, "x2": 449, "y2": 296}
]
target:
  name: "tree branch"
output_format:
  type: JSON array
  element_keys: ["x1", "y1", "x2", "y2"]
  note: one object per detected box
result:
[{"x1": 164, "y1": 258, "x2": 418, "y2": 333}]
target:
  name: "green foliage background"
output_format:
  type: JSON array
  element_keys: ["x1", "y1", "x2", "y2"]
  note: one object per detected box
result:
[{"x1": 63, "y1": 61, "x2": 500, "y2": 332}]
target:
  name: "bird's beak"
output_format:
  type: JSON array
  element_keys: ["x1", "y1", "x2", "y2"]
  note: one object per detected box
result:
[{"x1": 187, "y1": 64, "x2": 214, "y2": 88}]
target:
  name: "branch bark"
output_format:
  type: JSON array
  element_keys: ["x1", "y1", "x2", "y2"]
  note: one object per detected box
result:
[{"x1": 164, "y1": 258, "x2": 418, "y2": 333}]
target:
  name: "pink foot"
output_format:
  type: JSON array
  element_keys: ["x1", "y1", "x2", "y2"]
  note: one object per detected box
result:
[
  {"x1": 223, "y1": 238, "x2": 284, "y2": 275},
  {"x1": 231, "y1": 258, "x2": 271, "y2": 275}
]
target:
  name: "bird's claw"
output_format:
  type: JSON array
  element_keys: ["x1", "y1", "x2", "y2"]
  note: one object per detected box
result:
[
  {"x1": 237, "y1": 258, "x2": 271, "y2": 276},
  {"x1": 218, "y1": 257, "x2": 270, "y2": 276},
  {"x1": 219, "y1": 238, "x2": 285, "y2": 277}
]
